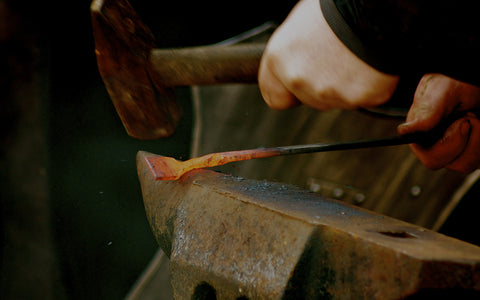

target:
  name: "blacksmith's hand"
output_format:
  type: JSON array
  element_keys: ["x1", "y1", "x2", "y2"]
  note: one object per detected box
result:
[
  {"x1": 258, "y1": 0, "x2": 399, "y2": 110},
  {"x1": 398, "y1": 73, "x2": 480, "y2": 173}
]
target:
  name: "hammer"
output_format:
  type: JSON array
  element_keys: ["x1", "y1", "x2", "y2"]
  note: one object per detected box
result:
[{"x1": 91, "y1": 0, "x2": 266, "y2": 139}]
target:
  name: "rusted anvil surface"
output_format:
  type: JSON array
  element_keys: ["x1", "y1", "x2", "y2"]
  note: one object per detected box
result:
[{"x1": 137, "y1": 151, "x2": 480, "y2": 299}]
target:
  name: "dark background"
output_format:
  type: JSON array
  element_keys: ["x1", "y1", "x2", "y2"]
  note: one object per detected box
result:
[{"x1": 1, "y1": 0, "x2": 295, "y2": 298}]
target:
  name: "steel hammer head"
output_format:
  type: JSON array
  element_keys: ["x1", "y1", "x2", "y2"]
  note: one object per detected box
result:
[{"x1": 91, "y1": 0, "x2": 181, "y2": 139}]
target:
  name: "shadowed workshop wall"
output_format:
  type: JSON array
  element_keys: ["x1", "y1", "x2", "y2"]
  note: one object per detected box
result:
[{"x1": 1, "y1": 0, "x2": 295, "y2": 298}]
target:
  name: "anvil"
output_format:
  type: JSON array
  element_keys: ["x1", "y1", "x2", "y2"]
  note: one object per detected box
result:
[{"x1": 137, "y1": 151, "x2": 480, "y2": 299}]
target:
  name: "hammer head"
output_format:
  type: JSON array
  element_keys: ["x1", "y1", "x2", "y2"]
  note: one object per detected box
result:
[{"x1": 91, "y1": 0, "x2": 181, "y2": 139}]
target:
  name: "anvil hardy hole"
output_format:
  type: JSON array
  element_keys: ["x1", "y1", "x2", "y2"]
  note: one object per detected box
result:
[
  {"x1": 192, "y1": 282, "x2": 216, "y2": 300},
  {"x1": 378, "y1": 230, "x2": 416, "y2": 239}
]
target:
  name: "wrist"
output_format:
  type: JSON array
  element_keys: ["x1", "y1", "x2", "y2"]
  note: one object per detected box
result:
[{"x1": 319, "y1": 0, "x2": 400, "y2": 75}]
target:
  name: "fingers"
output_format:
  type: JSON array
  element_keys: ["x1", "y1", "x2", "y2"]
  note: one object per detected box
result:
[
  {"x1": 408, "y1": 117, "x2": 471, "y2": 170},
  {"x1": 409, "y1": 115, "x2": 480, "y2": 173},
  {"x1": 398, "y1": 73, "x2": 480, "y2": 173},
  {"x1": 257, "y1": 0, "x2": 399, "y2": 111},
  {"x1": 398, "y1": 74, "x2": 456, "y2": 134},
  {"x1": 258, "y1": 58, "x2": 300, "y2": 110},
  {"x1": 446, "y1": 115, "x2": 480, "y2": 173},
  {"x1": 398, "y1": 73, "x2": 480, "y2": 135}
]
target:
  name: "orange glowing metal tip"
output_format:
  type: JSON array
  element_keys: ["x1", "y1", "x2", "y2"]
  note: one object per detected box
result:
[{"x1": 144, "y1": 135, "x2": 423, "y2": 181}]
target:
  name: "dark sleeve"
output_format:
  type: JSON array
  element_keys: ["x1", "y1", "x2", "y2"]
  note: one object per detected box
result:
[{"x1": 320, "y1": 0, "x2": 480, "y2": 87}]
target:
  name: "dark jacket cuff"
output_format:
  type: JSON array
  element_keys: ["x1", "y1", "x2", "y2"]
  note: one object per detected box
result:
[{"x1": 320, "y1": 0, "x2": 400, "y2": 75}]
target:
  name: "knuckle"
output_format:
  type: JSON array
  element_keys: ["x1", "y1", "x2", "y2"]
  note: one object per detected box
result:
[
  {"x1": 287, "y1": 74, "x2": 306, "y2": 91},
  {"x1": 349, "y1": 89, "x2": 392, "y2": 108},
  {"x1": 310, "y1": 83, "x2": 338, "y2": 101}
]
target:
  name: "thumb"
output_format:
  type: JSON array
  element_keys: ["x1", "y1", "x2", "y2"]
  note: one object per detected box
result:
[
  {"x1": 258, "y1": 56, "x2": 300, "y2": 110},
  {"x1": 398, "y1": 74, "x2": 458, "y2": 136}
]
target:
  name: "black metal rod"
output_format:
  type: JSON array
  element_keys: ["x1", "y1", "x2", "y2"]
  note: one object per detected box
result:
[{"x1": 272, "y1": 134, "x2": 420, "y2": 156}]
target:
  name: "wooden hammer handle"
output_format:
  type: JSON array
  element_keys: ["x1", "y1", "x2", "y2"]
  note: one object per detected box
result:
[{"x1": 150, "y1": 43, "x2": 265, "y2": 86}]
